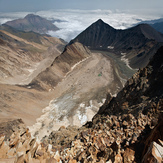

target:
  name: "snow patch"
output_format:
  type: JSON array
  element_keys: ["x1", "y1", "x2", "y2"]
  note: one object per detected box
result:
[
  {"x1": 107, "y1": 46, "x2": 114, "y2": 49},
  {"x1": 29, "y1": 97, "x2": 105, "y2": 140},
  {"x1": 121, "y1": 53, "x2": 133, "y2": 70}
]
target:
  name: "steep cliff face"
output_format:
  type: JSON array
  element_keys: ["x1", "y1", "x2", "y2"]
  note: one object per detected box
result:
[
  {"x1": 71, "y1": 19, "x2": 163, "y2": 69},
  {"x1": 142, "y1": 114, "x2": 163, "y2": 163}
]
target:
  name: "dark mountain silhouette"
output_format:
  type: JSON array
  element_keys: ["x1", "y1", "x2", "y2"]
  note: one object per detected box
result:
[
  {"x1": 4, "y1": 14, "x2": 59, "y2": 34},
  {"x1": 71, "y1": 19, "x2": 117, "y2": 48},
  {"x1": 71, "y1": 19, "x2": 163, "y2": 68}
]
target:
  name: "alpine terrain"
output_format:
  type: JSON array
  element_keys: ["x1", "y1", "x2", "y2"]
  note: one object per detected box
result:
[{"x1": 0, "y1": 16, "x2": 162, "y2": 163}]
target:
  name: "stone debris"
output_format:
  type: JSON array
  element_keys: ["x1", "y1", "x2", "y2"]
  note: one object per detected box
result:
[
  {"x1": 0, "y1": 109, "x2": 162, "y2": 162},
  {"x1": 142, "y1": 141, "x2": 163, "y2": 163}
]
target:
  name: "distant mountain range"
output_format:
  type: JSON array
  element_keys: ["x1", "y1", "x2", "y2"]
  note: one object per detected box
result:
[
  {"x1": 150, "y1": 21, "x2": 163, "y2": 34},
  {"x1": 4, "y1": 14, "x2": 59, "y2": 34},
  {"x1": 71, "y1": 19, "x2": 163, "y2": 69},
  {"x1": 138, "y1": 18, "x2": 163, "y2": 34}
]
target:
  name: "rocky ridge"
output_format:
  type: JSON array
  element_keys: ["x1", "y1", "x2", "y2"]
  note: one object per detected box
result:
[
  {"x1": 29, "y1": 42, "x2": 91, "y2": 91},
  {"x1": 71, "y1": 19, "x2": 163, "y2": 69},
  {"x1": 0, "y1": 46, "x2": 162, "y2": 162}
]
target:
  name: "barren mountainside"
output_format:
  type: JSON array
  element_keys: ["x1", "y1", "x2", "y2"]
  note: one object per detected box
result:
[
  {"x1": 71, "y1": 19, "x2": 163, "y2": 69},
  {"x1": 0, "y1": 25, "x2": 65, "y2": 85},
  {"x1": 0, "y1": 16, "x2": 163, "y2": 162},
  {"x1": 0, "y1": 46, "x2": 162, "y2": 163}
]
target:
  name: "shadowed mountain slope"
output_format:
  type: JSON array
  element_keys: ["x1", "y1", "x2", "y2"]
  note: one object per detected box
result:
[
  {"x1": 4, "y1": 14, "x2": 59, "y2": 34},
  {"x1": 71, "y1": 19, "x2": 163, "y2": 69},
  {"x1": 95, "y1": 46, "x2": 163, "y2": 117}
]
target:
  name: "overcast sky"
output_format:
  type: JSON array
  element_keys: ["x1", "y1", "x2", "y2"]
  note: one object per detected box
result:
[{"x1": 0, "y1": 0, "x2": 163, "y2": 13}]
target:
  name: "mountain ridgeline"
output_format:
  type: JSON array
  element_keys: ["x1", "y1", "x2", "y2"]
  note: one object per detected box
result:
[{"x1": 71, "y1": 19, "x2": 163, "y2": 68}]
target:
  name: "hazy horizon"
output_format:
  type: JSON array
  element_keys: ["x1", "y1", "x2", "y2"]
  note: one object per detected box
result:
[
  {"x1": 0, "y1": 0, "x2": 162, "y2": 41},
  {"x1": 0, "y1": 0, "x2": 163, "y2": 14}
]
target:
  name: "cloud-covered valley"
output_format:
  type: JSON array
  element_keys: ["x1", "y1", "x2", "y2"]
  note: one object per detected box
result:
[{"x1": 0, "y1": 9, "x2": 162, "y2": 42}]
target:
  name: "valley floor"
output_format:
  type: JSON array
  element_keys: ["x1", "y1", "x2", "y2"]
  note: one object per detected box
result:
[{"x1": 0, "y1": 50, "x2": 136, "y2": 140}]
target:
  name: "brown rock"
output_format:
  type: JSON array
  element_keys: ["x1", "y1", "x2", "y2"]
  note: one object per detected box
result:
[
  {"x1": 0, "y1": 141, "x2": 10, "y2": 158},
  {"x1": 88, "y1": 146, "x2": 98, "y2": 160},
  {"x1": 68, "y1": 159, "x2": 77, "y2": 163},
  {"x1": 36, "y1": 149, "x2": 44, "y2": 157},
  {"x1": 142, "y1": 141, "x2": 163, "y2": 163},
  {"x1": 123, "y1": 148, "x2": 135, "y2": 163},
  {"x1": 0, "y1": 135, "x2": 5, "y2": 146},
  {"x1": 7, "y1": 148, "x2": 16, "y2": 158},
  {"x1": 122, "y1": 121, "x2": 128, "y2": 126},
  {"x1": 16, "y1": 152, "x2": 25, "y2": 163},
  {"x1": 46, "y1": 158, "x2": 58, "y2": 163},
  {"x1": 0, "y1": 158, "x2": 16, "y2": 163},
  {"x1": 31, "y1": 142, "x2": 39, "y2": 158},
  {"x1": 59, "y1": 126, "x2": 66, "y2": 131},
  {"x1": 9, "y1": 133, "x2": 19, "y2": 148},
  {"x1": 53, "y1": 151, "x2": 61, "y2": 162},
  {"x1": 114, "y1": 154, "x2": 123, "y2": 163},
  {"x1": 16, "y1": 142, "x2": 27, "y2": 155}
]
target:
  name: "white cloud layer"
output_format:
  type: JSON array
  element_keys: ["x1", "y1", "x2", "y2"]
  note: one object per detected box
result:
[{"x1": 0, "y1": 9, "x2": 162, "y2": 42}]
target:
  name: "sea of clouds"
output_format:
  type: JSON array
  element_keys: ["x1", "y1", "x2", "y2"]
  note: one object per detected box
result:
[{"x1": 0, "y1": 9, "x2": 162, "y2": 42}]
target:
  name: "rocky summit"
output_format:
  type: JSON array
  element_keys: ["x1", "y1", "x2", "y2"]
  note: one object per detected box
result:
[{"x1": 0, "y1": 46, "x2": 162, "y2": 162}]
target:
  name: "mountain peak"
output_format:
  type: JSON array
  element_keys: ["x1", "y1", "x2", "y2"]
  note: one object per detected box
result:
[
  {"x1": 93, "y1": 19, "x2": 114, "y2": 29},
  {"x1": 96, "y1": 19, "x2": 104, "y2": 23},
  {"x1": 71, "y1": 19, "x2": 116, "y2": 48},
  {"x1": 25, "y1": 14, "x2": 39, "y2": 19},
  {"x1": 24, "y1": 14, "x2": 43, "y2": 20},
  {"x1": 4, "y1": 14, "x2": 59, "y2": 34}
]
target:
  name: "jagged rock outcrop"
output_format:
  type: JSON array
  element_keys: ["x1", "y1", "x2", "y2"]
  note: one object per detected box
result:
[
  {"x1": 71, "y1": 19, "x2": 163, "y2": 69},
  {"x1": 4, "y1": 14, "x2": 59, "y2": 34},
  {"x1": 142, "y1": 114, "x2": 163, "y2": 163}
]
